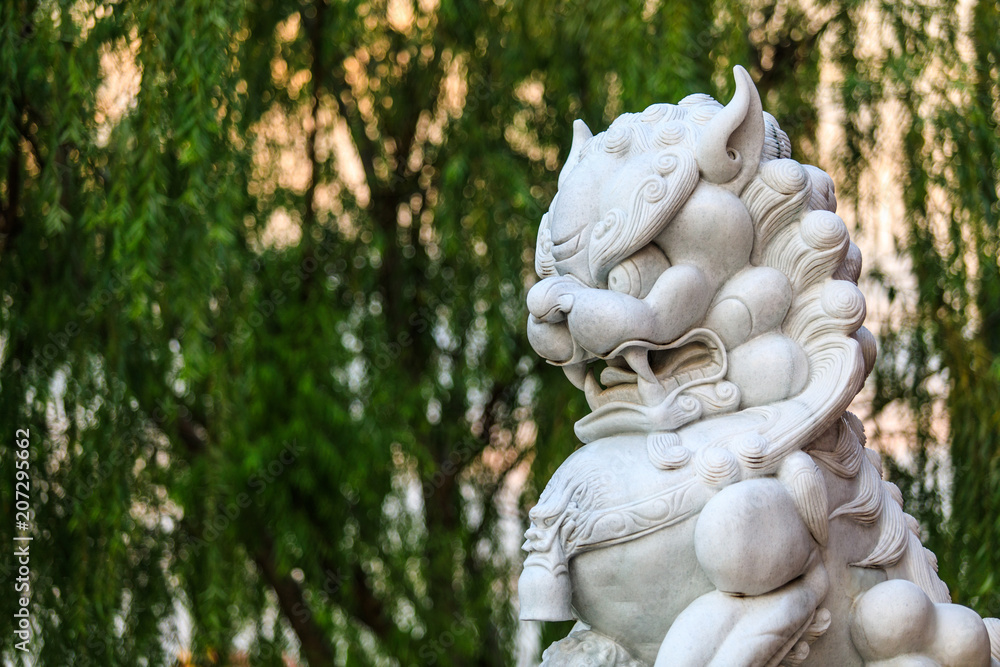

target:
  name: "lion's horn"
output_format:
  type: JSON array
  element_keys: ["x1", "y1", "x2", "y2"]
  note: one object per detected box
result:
[
  {"x1": 558, "y1": 119, "x2": 593, "y2": 188},
  {"x1": 696, "y1": 65, "x2": 765, "y2": 192}
]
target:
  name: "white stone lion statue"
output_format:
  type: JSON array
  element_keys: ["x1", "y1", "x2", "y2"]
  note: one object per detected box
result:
[{"x1": 521, "y1": 66, "x2": 1000, "y2": 667}]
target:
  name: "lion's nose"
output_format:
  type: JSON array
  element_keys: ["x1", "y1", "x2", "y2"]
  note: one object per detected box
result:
[{"x1": 526, "y1": 279, "x2": 574, "y2": 321}]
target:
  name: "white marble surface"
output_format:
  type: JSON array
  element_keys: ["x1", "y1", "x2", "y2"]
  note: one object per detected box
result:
[{"x1": 520, "y1": 66, "x2": 1000, "y2": 667}]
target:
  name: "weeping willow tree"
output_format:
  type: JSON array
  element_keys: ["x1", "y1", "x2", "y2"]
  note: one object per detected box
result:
[
  {"x1": 1, "y1": 0, "x2": 997, "y2": 664},
  {"x1": 0, "y1": 0, "x2": 753, "y2": 664},
  {"x1": 844, "y1": 0, "x2": 1000, "y2": 617}
]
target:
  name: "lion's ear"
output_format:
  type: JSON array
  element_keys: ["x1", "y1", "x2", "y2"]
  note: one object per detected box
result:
[
  {"x1": 558, "y1": 119, "x2": 593, "y2": 189},
  {"x1": 696, "y1": 66, "x2": 765, "y2": 193}
]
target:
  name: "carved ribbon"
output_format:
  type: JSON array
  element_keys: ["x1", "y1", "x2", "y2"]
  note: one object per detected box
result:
[
  {"x1": 525, "y1": 475, "x2": 709, "y2": 564},
  {"x1": 564, "y1": 476, "x2": 706, "y2": 557}
]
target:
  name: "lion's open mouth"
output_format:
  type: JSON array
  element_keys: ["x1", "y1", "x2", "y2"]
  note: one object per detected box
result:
[{"x1": 580, "y1": 329, "x2": 727, "y2": 410}]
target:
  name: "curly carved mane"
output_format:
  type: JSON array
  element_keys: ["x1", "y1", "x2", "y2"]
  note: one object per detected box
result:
[
  {"x1": 523, "y1": 70, "x2": 996, "y2": 667},
  {"x1": 735, "y1": 153, "x2": 947, "y2": 593}
]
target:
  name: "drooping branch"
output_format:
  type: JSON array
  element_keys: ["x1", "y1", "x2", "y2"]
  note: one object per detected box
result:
[
  {"x1": 139, "y1": 393, "x2": 335, "y2": 665},
  {"x1": 282, "y1": 484, "x2": 397, "y2": 641},
  {"x1": 253, "y1": 532, "x2": 335, "y2": 666},
  {"x1": 302, "y1": 1, "x2": 326, "y2": 240}
]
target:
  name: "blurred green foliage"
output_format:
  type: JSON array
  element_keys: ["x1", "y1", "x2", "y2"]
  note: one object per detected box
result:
[
  {"x1": 0, "y1": 0, "x2": 997, "y2": 664},
  {"x1": 857, "y1": 0, "x2": 1000, "y2": 619}
]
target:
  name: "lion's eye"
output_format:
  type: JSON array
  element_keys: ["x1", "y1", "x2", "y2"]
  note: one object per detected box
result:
[{"x1": 607, "y1": 244, "x2": 671, "y2": 299}]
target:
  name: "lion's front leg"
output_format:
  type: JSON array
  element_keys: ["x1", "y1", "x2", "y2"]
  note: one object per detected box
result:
[{"x1": 655, "y1": 478, "x2": 829, "y2": 667}]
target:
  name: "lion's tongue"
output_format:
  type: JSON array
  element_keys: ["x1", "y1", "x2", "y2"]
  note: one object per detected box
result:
[{"x1": 600, "y1": 366, "x2": 636, "y2": 387}]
